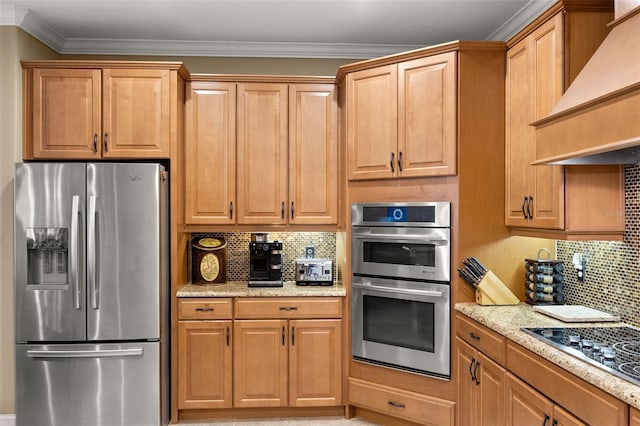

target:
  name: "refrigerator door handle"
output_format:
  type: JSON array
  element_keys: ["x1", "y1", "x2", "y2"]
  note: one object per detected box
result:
[
  {"x1": 70, "y1": 195, "x2": 81, "y2": 310},
  {"x1": 88, "y1": 195, "x2": 99, "y2": 310},
  {"x1": 27, "y1": 348, "x2": 143, "y2": 359}
]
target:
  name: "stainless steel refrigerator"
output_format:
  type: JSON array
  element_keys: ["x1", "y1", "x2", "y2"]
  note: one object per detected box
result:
[{"x1": 14, "y1": 162, "x2": 169, "y2": 426}]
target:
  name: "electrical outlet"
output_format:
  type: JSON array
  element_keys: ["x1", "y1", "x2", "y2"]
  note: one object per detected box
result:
[{"x1": 305, "y1": 246, "x2": 315, "y2": 258}]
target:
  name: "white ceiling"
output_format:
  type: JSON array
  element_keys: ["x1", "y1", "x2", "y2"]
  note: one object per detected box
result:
[{"x1": 0, "y1": 0, "x2": 555, "y2": 59}]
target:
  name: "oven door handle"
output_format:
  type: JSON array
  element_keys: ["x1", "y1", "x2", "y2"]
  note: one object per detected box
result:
[
  {"x1": 352, "y1": 282, "x2": 443, "y2": 298},
  {"x1": 352, "y1": 233, "x2": 448, "y2": 244}
]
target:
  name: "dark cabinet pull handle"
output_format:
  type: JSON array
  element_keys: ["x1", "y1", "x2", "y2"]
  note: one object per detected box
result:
[
  {"x1": 226, "y1": 327, "x2": 230, "y2": 346},
  {"x1": 473, "y1": 361, "x2": 480, "y2": 385},
  {"x1": 291, "y1": 201, "x2": 294, "y2": 219},
  {"x1": 291, "y1": 326, "x2": 296, "y2": 345},
  {"x1": 387, "y1": 401, "x2": 406, "y2": 409},
  {"x1": 398, "y1": 151, "x2": 403, "y2": 172},
  {"x1": 390, "y1": 152, "x2": 395, "y2": 173},
  {"x1": 469, "y1": 332, "x2": 480, "y2": 340},
  {"x1": 195, "y1": 307, "x2": 214, "y2": 312},
  {"x1": 527, "y1": 195, "x2": 534, "y2": 219},
  {"x1": 93, "y1": 134, "x2": 98, "y2": 152},
  {"x1": 522, "y1": 196, "x2": 527, "y2": 219},
  {"x1": 542, "y1": 414, "x2": 550, "y2": 426},
  {"x1": 229, "y1": 201, "x2": 233, "y2": 219},
  {"x1": 552, "y1": 420, "x2": 557, "y2": 426},
  {"x1": 281, "y1": 326, "x2": 285, "y2": 346},
  {"x1": 103, "y1": 133, "x2": 108, "y2": 152},
  {"x1": 281, "y1": 201, "x2": 285, "y2": 219},
  {"x1": 469, "y1": 357, "x2": 476, "y2": 381},
  {"x1": 279, "y1": 306, "x2": 298, "y2": 311}
]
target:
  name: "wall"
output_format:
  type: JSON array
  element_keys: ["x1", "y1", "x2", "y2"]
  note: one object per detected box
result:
[
  {"x1": 0, "y1": 26, "x2": 58, "y2": 415},
  {"x1": 556, "y1": 164, "x2": 640, "y2": 327}
]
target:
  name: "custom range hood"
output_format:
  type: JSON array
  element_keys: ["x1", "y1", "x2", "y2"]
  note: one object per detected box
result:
[{"x1": 533, "y1": 3, "x2": 640, "y2": 165}]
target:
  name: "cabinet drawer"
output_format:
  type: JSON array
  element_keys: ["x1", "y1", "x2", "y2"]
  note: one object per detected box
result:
[
  {"x1": 348, "y1": 378, "x2": 454, "y2": 426},
  {"x1": 506, "y1": 341, "x2": 628, "y2": 426},
  {"x1": 178, "y1": 298, "x2": 233, "y2": 320},
  {"x1": 234, "y1": 297, "x2": 342, "y2": 319},
  {"x1": 456, "y1": 312, "x2": 506, "y2": 365}
]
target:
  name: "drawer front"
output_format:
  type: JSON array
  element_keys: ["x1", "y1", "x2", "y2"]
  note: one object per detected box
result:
[
  {"x1": 348, "y1": 378, "x2": 455, "y2": 426},
  {"x1": 506, "y1": 341, "x2": 628, "y2": 426},
  {"x1": 234, "y1": 297, "x2": 342, "y2": 319},
  {"x1": 178, "y1": 298, "x2": 233, "y2": 320},
  {"x1": 456, "y1": 312, "x2": 506, "y2": 365}
]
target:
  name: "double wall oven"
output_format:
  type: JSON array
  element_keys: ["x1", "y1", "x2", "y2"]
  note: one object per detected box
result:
[{"x1": 351, "y1": 202, "x2": 451, "y2": 378}]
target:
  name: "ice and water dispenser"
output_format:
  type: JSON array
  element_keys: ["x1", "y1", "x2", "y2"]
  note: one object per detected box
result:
[{"x1": 26, "y1": 227, "x2": 68, "y2": 285}]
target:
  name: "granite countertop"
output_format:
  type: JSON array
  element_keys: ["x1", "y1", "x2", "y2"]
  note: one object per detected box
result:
[
  {"x1": 177, "y1": 280, "x2": 346, "y2": 298},
  {"x1": 455, "y1": 302, "x2": 640, "y2": 409}
]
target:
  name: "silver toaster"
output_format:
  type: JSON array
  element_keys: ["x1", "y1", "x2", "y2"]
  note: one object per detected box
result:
[{"x1": 295, "y1": 258, "x2": 333, "y2": 286}]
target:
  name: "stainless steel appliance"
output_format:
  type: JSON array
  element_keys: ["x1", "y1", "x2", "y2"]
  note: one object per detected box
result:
[
  {"x1": 14, "y1": 162, "x2": 169, "y2": 426},
  {"x1": 523, "y1": 326, "x2": 640, "y2": 387},
  {"x1": 295, "y1": 258, "x2": 333, "y2": 285},
  {"x1": 351, "y1": 202, "x2": 451, "y2": 377},
  {"x1": 249, "y1": 240, "x2": 283, "y2": 287}
]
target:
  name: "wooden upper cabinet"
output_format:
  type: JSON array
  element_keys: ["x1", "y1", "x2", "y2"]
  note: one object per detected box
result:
[
  {"x1": 346, "y1": 51, "x2": 456, "y2": 180},
  {"x1": 23, "y1": 61, "x2": 185, "y2": 160},
  {"x1": 236, "y1": 83, "x2": 289, "y2": 225},
  {"x1": 184, "y1": 82, "x2": 236, "y2": 224},
  {"x1": 30, "y1": 68, "x2": 102, "y2": 159},
  {"x1": 398, "y1": 53, "x2": 456, "y2": 177},
  {"x1": 505, "y1": 6, "x2": 624, "y2": 240},
  {"x1": 102, "y1": 68, "x2": 171, "y2": 158},
  {"x1": 288, "y1": 84, "x2": 338, "y2": 225}
]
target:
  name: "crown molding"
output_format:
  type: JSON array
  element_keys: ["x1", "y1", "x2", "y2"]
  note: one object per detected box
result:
[
  {"x1": 17, "y1": 8, "x2": 66, "y2": 50},
  {"x1": 487, "y1": 0, "x2": 556, "y2": 41}
]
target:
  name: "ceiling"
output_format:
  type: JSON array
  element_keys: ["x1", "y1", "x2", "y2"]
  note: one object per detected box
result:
[{"x1": 0, "y1": 0, "x2": 555, "y2": 59}]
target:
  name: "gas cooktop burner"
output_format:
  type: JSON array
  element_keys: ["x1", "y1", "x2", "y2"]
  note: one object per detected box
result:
[{"x1": 523, "y1": 326, "x2": 640, "y2": 386}]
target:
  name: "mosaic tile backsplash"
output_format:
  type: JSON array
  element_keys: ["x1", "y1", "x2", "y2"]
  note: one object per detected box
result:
[
  {"x1": 189, "y1": 232, "x2": 338, "y2": 283},
  {"x1": 556, "y1": 164, "x2": 640, "y2": 328}
]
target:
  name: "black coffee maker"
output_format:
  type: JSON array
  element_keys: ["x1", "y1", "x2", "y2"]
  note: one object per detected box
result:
[{"x1": 249, "y1": 238, "x2": 283, "y2": 287}]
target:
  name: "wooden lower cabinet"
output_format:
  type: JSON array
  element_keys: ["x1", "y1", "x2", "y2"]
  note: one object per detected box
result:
[
  {"x1": 505, "y1": 373, "x2": 584, "y2": 426},
  {"x1": 456, "y1": 338, "x2": 505, "y2": 426},
  {"x1": 234, "y1": 318, "x2": 342, "y2": 407},
  {"x1": 631, "y1": 407, "x2": 640, "y2": 426}
]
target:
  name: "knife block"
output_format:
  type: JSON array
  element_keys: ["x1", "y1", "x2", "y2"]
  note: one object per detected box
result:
[{"x1": 475, "y1": 270, "x2": 519, "y2": 306}]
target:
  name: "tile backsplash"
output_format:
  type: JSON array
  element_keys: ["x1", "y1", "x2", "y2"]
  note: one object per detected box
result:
[
  {"x1": 190, "y1": 232, "x2": 338, "y2": 282},
  {"x1": 556, "y1": 164, "x2": 640, "y2": 327}
]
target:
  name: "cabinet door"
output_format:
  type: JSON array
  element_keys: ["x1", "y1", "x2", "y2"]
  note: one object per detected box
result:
[
  {"x1": 456, "y1": 338, "x2": 478, "y2": 426},
  {"x1": 529, "y1": 14, "x2": 564, "y2": 229},
  {"x1": 185, "y1": 82, "x2": 236, "y2": 224},
  {"x1": 554, "y1": 405, "x2": 587, "y2": 426},
  {"x1": 346, "y1": 65, "x2": 398, "y2": 180},
  {"x1": 398, "y1": 52, "x2": 457, "y2": 177},
  {"x1": 237, "y1": 83, "x2": 288, "y2": 224},
  {"x1": 288, "y1": 84, "x2": 338, "y2": 225},
  {"x1": 476, "y1": 352, "x2": 505, "y2": 426},
  {"x1": 505, "y1": 373, "x2": 554, "y2": 426},
  {"x1": 289, "y1": 319, "x2": 342, "y2": 407},
  {"x1": 178, "y1": 320, "x2": 232, "y2": 409},
  {"x1": 31, "y1": 68, "x2": 102, "y2": 159},
  {"x1": 505, "y1": 37, "x2": 533, "y2": 227},
  {"x1": 102, "y1": 68, "x2": 171, "y2": 158},
  {"x1": 233, "y1": 319, "x2": 288, "y2": 407}
]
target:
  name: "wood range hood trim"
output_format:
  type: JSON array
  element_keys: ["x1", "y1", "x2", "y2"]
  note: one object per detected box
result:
[{"x1": 532, "y1": 5, "x2": 640, "y2": 165}]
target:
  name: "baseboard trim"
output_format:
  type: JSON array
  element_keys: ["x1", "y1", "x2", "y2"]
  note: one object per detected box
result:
[{"x1": 0, "y1": 414, "x2": 15, "y2": 426}]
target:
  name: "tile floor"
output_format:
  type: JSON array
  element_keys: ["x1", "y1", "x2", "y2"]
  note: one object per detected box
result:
[{"x1": 179, "y1": 416, "x2": 379, "y2": 425}]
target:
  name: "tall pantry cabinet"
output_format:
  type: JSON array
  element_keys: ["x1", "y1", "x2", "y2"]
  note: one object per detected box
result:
[{"x1": 504, "y1": 2, "x2": 624, "y2": 240}]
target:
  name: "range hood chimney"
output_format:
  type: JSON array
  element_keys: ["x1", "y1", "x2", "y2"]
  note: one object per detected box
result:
[{"x1": 533, "y1": 3, "x2": 640, "y2": 165}]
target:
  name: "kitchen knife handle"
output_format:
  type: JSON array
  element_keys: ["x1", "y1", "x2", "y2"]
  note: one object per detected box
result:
[
  {"x1": 398, "y1": 151, "x2": 403, "y2": 172},
  {"x1": 70, "y1": 195, "x2": 81, "y2": 310},
  {"x1": 88, "y1": 195, "x2": 99, "y2": 310},
  {"x1": 229, "y1": 201, "x2": 233, "y2": 219},
  {"x1": 103, "y1": 133, "x2": 108, "y2": 153},
  {"x1": 92, "y1": 134, "x2": 98, "y2": 153},
  {"x1": 390, "y1": 152, "x2": 395, "y2": 173}
]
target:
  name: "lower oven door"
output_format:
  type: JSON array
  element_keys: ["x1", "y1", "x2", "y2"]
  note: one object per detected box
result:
[{"x1": 351, "y1": 276, "x2": 450, "y2": 378}]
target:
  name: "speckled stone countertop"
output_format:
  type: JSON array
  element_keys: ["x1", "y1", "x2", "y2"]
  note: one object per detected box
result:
[
  {"x1": 177, "y1": 280, "x2": 346, "y2": 298},
  {"x1": 455, "y1": 303, "x2": 640, "y2": 409}
]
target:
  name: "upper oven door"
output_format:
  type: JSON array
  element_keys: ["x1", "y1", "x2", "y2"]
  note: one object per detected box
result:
[{"x1": 352, "y1": 226, "x2": 450, "y2": 282}]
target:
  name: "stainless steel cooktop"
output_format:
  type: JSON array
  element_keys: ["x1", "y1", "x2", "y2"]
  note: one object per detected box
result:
[{"x1": 523, "y1": 326, "x2": 640, "y2": 387}]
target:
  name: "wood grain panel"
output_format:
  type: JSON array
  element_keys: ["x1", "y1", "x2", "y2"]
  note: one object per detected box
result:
[{"x1": 234, "y1": 297, "x2": 342, "y2": 319}]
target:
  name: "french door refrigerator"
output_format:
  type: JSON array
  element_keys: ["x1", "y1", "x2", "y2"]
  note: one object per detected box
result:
[{"x1": 14, "y1": 162, "x2": 169, "y2": 426}]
